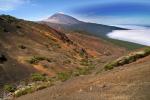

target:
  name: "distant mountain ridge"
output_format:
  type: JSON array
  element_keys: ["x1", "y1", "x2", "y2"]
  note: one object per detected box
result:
[
  {"x1": 42, "y1": 13, "x2": 125, "y2": 37},
  {"x1": 43, "y1": 13, "x2": 82, "y2": 24}
]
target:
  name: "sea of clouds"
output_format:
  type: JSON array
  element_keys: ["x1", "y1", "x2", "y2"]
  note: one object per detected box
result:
[{"x1": 107, "y1": 25, "x2": 150, "y2": 46}]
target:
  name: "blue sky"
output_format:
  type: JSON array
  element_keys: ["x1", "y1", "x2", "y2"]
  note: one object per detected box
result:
[{"x1": 0, "y1": 0, "x2": 150, "y2": 25}]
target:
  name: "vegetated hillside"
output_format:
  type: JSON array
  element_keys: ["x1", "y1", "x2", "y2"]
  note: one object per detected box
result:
[
  {"x1": 66, "y1": 32, "x2": 125, "y2": 57},
  {"x1": 42, "y1": 13, "x2": 144, "y2": 50},
  {"x1": 0, "y1": 15, "x2": 126, "y2": 98},
  {"x1": 0, "y1": 15, "x2": 91, "y2": 88},
  {"x1": 16, "y1": 48, "x2": 150, "y2": 100}
]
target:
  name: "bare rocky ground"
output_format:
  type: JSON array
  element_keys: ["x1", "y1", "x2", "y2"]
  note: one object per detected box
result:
[{"x1": 16, "y1": 55, "x2": 150, "y2": 100}]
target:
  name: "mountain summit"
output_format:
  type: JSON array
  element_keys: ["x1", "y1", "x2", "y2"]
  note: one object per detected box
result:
[{"x1": 44, "y1": 13, "x2": 81, "y2": 24}]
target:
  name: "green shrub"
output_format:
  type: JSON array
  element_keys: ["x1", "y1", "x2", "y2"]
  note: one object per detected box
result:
[
  {"x1": 14, "y1": 82, "x2": 52, "y2": 97},
  {"x1": 57, "y1": 72, "x2": 71, "y2": 82},
  {"x1": 74, "y1": 67, "x2": 90, "y2": 76},
  {"x1": 104, "y1": 65, "x2": 114, "y2": 71},
  {"x1": 144, "y1": 48, "x2": 150, "y2": 56},
  {"x1": 31, "y1": 73, "x2": 46, "y2": 81},
  {"x1": 14, "y1": 86, "x2": 33, "y2": 97},
  {"x1": 104, "y1": 48, "x2": 150, "y2": 70},
  {"x1": 80, "y1": 59, "x2": 92, "y2": 66},
  {"x1": 104, "y1": 61, "x2": 118, "y2": 71},
  {"x1": 4, "y1": 84, "x2": 16, "y2": 92},
  {"x1": 73, "y1": 66, "x2": 95, "y2": 76},
  {"x1": 27, "y1": 56, "x2": 49, "y2": 64},
  {"x1": 79, "y1": 49, "x2": 86, "y2": 57}
]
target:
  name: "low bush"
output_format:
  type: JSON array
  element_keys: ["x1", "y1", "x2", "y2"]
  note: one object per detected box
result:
[
  {"x1": 104, "y1": 62, "x2": 116, "y2": 71},
  {"x1": 31, "y1": 73, "x2": 46, "y2": 81},
  {"x1": 14, "y1": 82, "x2": 51, "y2": 97},
  {"x1": 80, "y1": 59, "x2": 92, "y2": 66},
  {"x1": 27, "y1": 56, "x2": 50, "y2": 64},
  {"x1": 56, "y1": 72, "x2": 71, "y2": 82},
  {"x1": 14, "y1": 86, "x2": 33, "y2": 97},
  {"x1": 4, "y1": 84, "x2": 16, "y2": 92},
  {"x1": 105, "y1": 48, "x2": 150, "y2": 70},
  {"x1": 73, "y1": 67, "x2": 93, "y2": 76},
  {"x1": 144, "y1": 48, "x2": 150, "y2": 56}
]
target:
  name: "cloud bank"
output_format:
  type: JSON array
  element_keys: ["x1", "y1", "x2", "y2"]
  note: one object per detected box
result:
[{"x1": 107, "y1": 28, "x2": 150, "y2": 46}]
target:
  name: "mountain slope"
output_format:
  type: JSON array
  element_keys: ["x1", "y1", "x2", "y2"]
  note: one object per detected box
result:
[
  {"x1": 0, "y1": 15, "x2": 90, "y2": 87},
  {"x1": 0, "y1": 15, "x2": 126, "y2": 98},
  {"x1": 16, "y1": 49, "x2": 150, "y2": 100}
]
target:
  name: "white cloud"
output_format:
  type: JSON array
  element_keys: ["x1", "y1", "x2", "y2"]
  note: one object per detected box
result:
[
  {"x1": 107, "y1": 27, "x2": 150, "y2": 46},
  {"x1": 0, "y1": 0, "x2": 30, "y2": 11}
]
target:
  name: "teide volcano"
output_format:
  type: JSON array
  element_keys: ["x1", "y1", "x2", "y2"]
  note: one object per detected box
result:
[
  {"x1": 42, "y1": 13, "x2": 124, "y2": 37},
  {"x1": 43, "y1": 12, "x2": 81, "y2": 24}
]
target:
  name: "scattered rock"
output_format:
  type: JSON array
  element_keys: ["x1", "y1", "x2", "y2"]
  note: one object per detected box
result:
[
  {"x1": 0, "y1": 54, "x2": 7, "y2": 63},
  {"x1": 89, "y1": 86, "x2": 93, "y2": 91},
  {"x1": 78, "y1": 89, "x2": 83, "y2": 92}
]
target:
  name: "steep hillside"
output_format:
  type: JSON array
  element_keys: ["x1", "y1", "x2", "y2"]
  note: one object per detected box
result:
[
  {"x1": 16, "y1": 48, "x2": 150, "y2": 100},
  {"x1": 0, "y1": 15, "x2": 126, "y2": 98},
  {"x1": 0, "y1": 15, "x2": 90, "y2": 88},
  {"x1": 66, "y1": 32, "x2": 125, "y2": 57}
]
